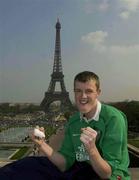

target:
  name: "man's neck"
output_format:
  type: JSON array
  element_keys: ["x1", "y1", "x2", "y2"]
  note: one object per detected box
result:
[
  {"x1": 84, "y1": 100, "x2": 98, "y2": 119},
  {"x1": 85, "y1": 107, "x2": 97, "y2": 119}
]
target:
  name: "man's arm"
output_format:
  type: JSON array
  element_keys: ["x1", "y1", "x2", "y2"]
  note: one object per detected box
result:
[
  {"x1": 80, "y1": 127, "x2": 112, "y2": 179},
  {"x1": 31, "y1": 134, "x2": 67, "y2": 172},
  {"x1": 88, "y1": 145, "x2": 112, "y2": 179}
]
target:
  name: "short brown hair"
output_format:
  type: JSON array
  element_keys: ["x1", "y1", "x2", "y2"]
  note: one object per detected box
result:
[{"x1": 74, "y1": 71, "x2": 100, "y2": 90}]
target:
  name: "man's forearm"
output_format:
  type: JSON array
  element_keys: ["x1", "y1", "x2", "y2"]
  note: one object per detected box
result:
[
  {"x1": 89, "y1": 146, "x2": 112, "y2": 179},
  {"x1": 39, "y1": 141, "x2": 66, "y2": 171}
]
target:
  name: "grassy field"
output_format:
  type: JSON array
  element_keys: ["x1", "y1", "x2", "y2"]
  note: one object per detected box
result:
[{"x1": 10, "y1": 146, "x2": 29, "y2": 160}]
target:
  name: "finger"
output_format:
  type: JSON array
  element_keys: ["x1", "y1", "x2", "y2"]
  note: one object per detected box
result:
[
  {"x1": 82, "y1": 127, "x2": 97, "y2": 138},
  {"x1": 81, "y1": 129, "x2": 94, "y2": 138},
  {"x1": 30, "y1": 133, "x2": 36, "y2": 141},
  {"x1": 31, "y1": 135, "x2": 43, "y2": 146},
  {"x1": 86, "y1": 127, "x2": 97, "y2": 134},
  {"x1": 81, "y1": 133, "x2": 95, "y2": 143},
  {"x1": 40, "y1": 127, "x2": 45, "y2": 132},
  {"x1": 80, "y1": 135, "x2": 89, "y2": 144},
  {"x1": 80, "y1": 133, "x2": 89, "y2": 141}
]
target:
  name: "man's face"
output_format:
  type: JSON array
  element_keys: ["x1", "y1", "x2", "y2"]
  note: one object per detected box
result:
[{"x1": 74, "y1": 80, "x2": 101, "y2": 117}]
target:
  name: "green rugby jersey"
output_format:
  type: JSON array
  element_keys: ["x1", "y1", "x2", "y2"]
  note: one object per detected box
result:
[{"x1": 59, "y1": 103, "x2": 130, "y2": 179}]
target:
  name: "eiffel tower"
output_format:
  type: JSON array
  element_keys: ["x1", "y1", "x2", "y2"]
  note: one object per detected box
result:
[{"x1": 41, "y1": 19, "x2": 73, "y2": 112}]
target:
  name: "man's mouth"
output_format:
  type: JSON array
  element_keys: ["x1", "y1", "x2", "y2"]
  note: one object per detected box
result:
[{"x1": 79, "y1": 99, "x2": 88, "y2": 105}]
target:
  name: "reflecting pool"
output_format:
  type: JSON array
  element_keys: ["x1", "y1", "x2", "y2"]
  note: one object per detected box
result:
[{"x1": 0, "y1": 127, "x2": 32, "y2": 142}]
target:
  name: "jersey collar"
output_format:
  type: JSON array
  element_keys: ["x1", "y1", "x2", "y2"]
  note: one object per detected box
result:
[{"x1": 80, "y1": 100, "x2": 101, "y2": 123}]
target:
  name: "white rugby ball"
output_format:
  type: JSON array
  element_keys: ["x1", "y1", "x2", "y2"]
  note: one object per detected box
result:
[{"x1": 34, "y1": 128, "x2": 45, "y2": 139}]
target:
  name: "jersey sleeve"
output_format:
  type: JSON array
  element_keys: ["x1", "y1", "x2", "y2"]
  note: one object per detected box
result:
[
  {"x1": 101, "y1": 112, "x2": 129, "y2": 177},
  {"x1": 58, "y1": 123, "x2": 76, "y2": 170}
]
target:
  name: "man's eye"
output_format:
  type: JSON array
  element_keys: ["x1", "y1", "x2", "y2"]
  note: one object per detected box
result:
[
  {"x1": 74, "y1": 89, "x2": 95, "y2": 94},
  {"x1": 86, "y1": 90, "x2": 93, "y2": 94},
  {"x1": 74, "y1": 89, "x2": 81, "y2": 93}
]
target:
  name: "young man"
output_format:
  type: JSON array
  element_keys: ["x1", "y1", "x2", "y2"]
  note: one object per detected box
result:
[{"x1": 0, "y1": 71, "x2": 130, "y2": 179}]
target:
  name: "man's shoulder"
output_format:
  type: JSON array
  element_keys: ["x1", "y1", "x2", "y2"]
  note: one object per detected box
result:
[
  {"x1": 101, "y1": 103, "x2": 123, "y2": 114},
  {"x1": 101, "y1": 103, "x2": 126, "y2": 121}
]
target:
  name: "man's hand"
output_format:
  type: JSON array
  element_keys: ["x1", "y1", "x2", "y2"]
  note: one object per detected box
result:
[
  {"x1": 80, "y1": 127, "x2": 97, "y2": 153},
  {"x1": 30, "y1": 126, "x2": 46, "y2": 147}
]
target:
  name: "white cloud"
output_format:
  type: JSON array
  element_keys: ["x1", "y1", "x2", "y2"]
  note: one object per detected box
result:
[
  {"x1": 81, "y1": 31, "x2": 108, "y2": 45},
  {"x1": 81, "y1": 31, "x2": 139, "y2": 54},
  {"x1": 81, "y1": 31, "x2": 108, "y2": 52},
  {"x1": 119, "y1": 0, "x2": 139, "y2": 19}
]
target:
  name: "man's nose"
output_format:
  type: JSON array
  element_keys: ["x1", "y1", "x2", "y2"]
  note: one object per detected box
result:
[{"x1": 81, "y1": 91, "x2": 87, "y2": 98}]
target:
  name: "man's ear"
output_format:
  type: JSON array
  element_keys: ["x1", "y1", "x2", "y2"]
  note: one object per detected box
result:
[{"x1": 97, "y1": 89, "x2": 101, "y2": 96}]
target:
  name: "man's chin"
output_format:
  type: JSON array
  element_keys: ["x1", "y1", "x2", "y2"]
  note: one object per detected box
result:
[
  {"x1": 77, "y1": 104, "x2": 89, "y2": 113},
  {"x1": 79, "y1": 108, "x2": 88, "y2": 114}
]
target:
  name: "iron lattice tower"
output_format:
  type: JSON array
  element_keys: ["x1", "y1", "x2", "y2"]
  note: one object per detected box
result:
[{"x1": 41, "y1": 19, "x2": 73, "y2": 112}]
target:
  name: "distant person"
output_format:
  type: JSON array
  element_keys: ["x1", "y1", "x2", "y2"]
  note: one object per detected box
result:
[{"x1": 0, "y1": 71, "x2": 130, "y2": 179}]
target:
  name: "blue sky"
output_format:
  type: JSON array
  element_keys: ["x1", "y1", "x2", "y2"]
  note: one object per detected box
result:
[{"x1": 0, "y1": 0, "x2": 139, "y2": 103}]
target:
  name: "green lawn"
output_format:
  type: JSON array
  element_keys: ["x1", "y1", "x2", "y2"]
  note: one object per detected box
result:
[{"x1": 10, "y1": 146, "x2": 29, "y2": 160}]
